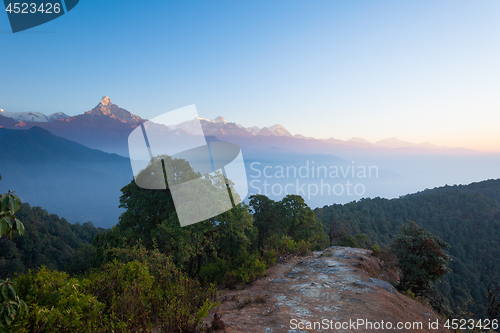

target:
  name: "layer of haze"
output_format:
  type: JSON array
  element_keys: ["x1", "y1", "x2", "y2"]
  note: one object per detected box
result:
[{"x1": 1, "y1": 0, "x2": 499, "y2": 151}]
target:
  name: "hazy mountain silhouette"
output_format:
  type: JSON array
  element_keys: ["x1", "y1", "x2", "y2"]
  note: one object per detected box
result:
[{"x1": 0, "y1": 126, "x2": 133, "y2": 227}]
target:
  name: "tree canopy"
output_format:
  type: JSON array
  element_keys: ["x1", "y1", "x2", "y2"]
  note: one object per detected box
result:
[
  {"x1": 249, "y1": 193, "x2": 328, "y2": 253},
  {"x1": 391, "y1": 220, "x2": 450, "y2": 294},
  {"x1": 94, "y1": 156, "x2": 254, "y2": 278}
]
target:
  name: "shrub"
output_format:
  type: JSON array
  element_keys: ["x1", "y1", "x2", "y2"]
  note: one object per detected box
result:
[
  {"x1": 13, "y1": 267, "x2": 105, "y2": 333},
  {"x1": 12, "y1": 246, "x2": 218, "y2": 333},
  {"x1": 371, "y1": 244, "x2": 381, "y2": 256},
  {"x1": 266, "y1": 235, "x2": 310, "y2": 256},
  {"x1": 338, "y1": 235, "x2": 358, "y2": 248},
  {"x1": 88, "y1": 245, "x2": 218, "y2": 332},
  {"x1": 200, "y1": 253, "x2": 268, "y2": 289},
  {"x1": 199, "y1": 257, "x2": 231, "y2": 286},
  {"x1": 232, "y1": 254, "x2": 267, "y2": 284},
  {"x1": 0, "y1": 278, "x2": 27, "y2": 332},
  {"x1": 86, "y1": 260, "x2": 153, "y2": 331},
  {"x1": 261, "y1": 249, "x2": 277, "y2": 267},
  {"x1": 354, "y1": 234, "x2": 367, "y2": 248}
]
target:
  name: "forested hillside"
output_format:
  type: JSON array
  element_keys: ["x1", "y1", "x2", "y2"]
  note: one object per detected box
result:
[
  {"x1": 414, "y1": 179, "x2": 500, "y2": 206},
  {"x1": 315, "y1": 178, "x2": 500, "y2": 318},
  {"x1": 0, "y1": 203, "x2": 105, "y2": 278}
]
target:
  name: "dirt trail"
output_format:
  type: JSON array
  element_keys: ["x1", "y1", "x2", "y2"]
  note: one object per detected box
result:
[{"x1": 206, "y1": 246, "x2": 450, "y2": 333}]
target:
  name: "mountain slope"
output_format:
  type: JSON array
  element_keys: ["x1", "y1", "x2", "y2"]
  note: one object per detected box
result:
[
  {"x1": 84, "y1": 96, "x2": 142, "y2": 124},
  {"x1": 0, "y1": 127, "x2": 133, "y2": 227},
  {"x1": 0, "y1": 203, "x2": 105, "y2": 278},
  {"x1": 412, "y1": 179, "x2": 500, "y2": 207},
  {"x1": 0, "y1": 126, "x2": 128, "y2": 165},
  {"x1": 0, "y1": 114, "x2": 20, "y2": 128}
]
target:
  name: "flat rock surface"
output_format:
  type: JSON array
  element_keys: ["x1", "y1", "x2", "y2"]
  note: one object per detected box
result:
[{"x1": 205, "y1": 246, "x2": 451, "y2": 333}]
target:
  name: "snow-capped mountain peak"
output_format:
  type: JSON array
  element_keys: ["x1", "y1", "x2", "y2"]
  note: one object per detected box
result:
[
  {"x1": 213, "y1": 116, "x2": 227, "y2": 124},
  {"x1": 0, "y1": 108, "x2": 70, "y2": 123},
  {"x1": 265, "y1": 124, "x2": 292, "y2": 137},
  {"x1": 99, "y1": 96, "x2": 112, "y2": 106},
  {"x1": 169, "y1": 116, "x2": 293, "y2": 138},
  {"x1": 193, "y1": 116, "x2": 227, "y2": 124},
  {"x1": 86, "y1": 96, "x2": 142, "y2": 124}
]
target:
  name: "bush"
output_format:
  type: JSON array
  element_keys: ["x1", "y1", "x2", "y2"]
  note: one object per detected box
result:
[
  {"x1": 12, "y1": 246, "x2": 218, "y2": 332},
  {"x1": 261, "y1": 249, "x2": 277, "y2": 267},
  {"x1": 338, "y1": 235, "x2": 358, "y2": 248},
  {"x1": 86, "y1": 260, "x2": 154, "y2": 331},
  {"x1": 266, "y1": 235, "x2": 310, "y2": 256},
  {"x1": 0, "y1": 279, "x2": 27, "y2": 332},
  {"x1": 199, "y1": 257, "x2": 231, "y2": 286},
  {"x1": 232, "y1": 254, "x2": 267, "y2": 284},
  {"x1": 354, "y1": 234, "x2": 367, "y2": 248},
  {"x1": 200, "y1": 253, "x2": 268, "y2": 289},
  {"x1": 88, "y1": 245, "x2": 218, "y2": 332},
  {"x1": 13, "y1": 267, "x2": 105, "y2": 333},
  {"x1": 371, "y1": 244, "x2": 381, "y2": 256}
]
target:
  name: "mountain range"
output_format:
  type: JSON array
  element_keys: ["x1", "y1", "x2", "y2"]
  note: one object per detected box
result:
[
  {"x1": 0, "y1": 108, "x2": 70, "y2": 123},
  {"x1": 0, "y1": 96, "x2": 463, "y2": 157},
  {"x1": 1, "y1": 97, "x2": 499, "y2": 226}
]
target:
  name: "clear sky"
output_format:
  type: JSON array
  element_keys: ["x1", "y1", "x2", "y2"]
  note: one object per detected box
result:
[{"x1": 1, "y1": 0, "x2": 499, "y2": 151}]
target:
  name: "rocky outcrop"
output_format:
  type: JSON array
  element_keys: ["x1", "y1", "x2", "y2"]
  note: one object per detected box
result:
[{"x1": 206, "y1": 247, "x2": 450, "y2": 332}]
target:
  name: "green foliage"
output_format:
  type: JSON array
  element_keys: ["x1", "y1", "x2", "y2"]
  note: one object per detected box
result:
[
  {"x1": 0, "y1": 203, "x2": 104, "y2": 279},
  {"x1": 279, "y1": 195, "x2": 328, "y2": 250},
  {"x1": 266, "y1": 234, "x2": 310, "y2": 256},
  {"x1": 13, "y1": 267, "x2": 105, "y2": 333},
  {"x1": 87, "y1": 245, "x2": 218, "y2": 332},
  {"x1": 0, "y1": 279, "x2": 27, "y2": 331},
  {"x1": 199, "y1": 252, "x2": 268, "y2": 288},
  {"x1": 13, "y1": 246, "x2": 218, "y2": 332},
  {"x1": 249, "y1": 194, "x2": 328, "y2": 253},
  {"x1": 249, "y1": 194, "x2": 280, "y2": 252},
  {"x1": 371, "y1": 244, "x2": 381, "y2": 256},
  {"x1": 227, "y1": 254, "x2": 267, "y2": 286},
  {"x1": 88, "y1": 260, "x2": 153, "y2": 329},
  {"x1": 391, "y1": 220, "x2": 451, "y2": 295},
  {"x1": 95, "y1": 161, "x2": 255, "y2": 279},
  {"x1": 0, "y1": 174, "x2": 27, "y2": 331},
  {"x1": 338, "y1": 234, "x2": 358, "y2": 248},
  {"x1": 261, "y1": 249, "x2": 277, "y2": 267},
  {"x1": 0, "y1": 190, "x2": 24, "y2": 239},
  {"x1": 354, "y1": 233, "x2": 368, "y2": 248},
  {"x1": 199, "y1": 257, "x2": 231, "y2": 286},
  {"x1": 487, "y1": 281, "x2": 500, "y2": 321},
  {"x1": 98, "y1": 164, "x2": 325, "y2": 294}
]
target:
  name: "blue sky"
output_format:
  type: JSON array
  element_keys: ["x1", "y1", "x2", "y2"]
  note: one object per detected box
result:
[{"x1": 1, "y1": 0, "x2": 499, "y2": 151}]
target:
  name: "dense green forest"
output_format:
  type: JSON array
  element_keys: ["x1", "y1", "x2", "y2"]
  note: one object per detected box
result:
[
  {"x1": 0, "y1": 203, "x2": 105, "y2": 279},
  {"x1": 315, "y1": 178, "x2": 500, "y2": 318}
]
